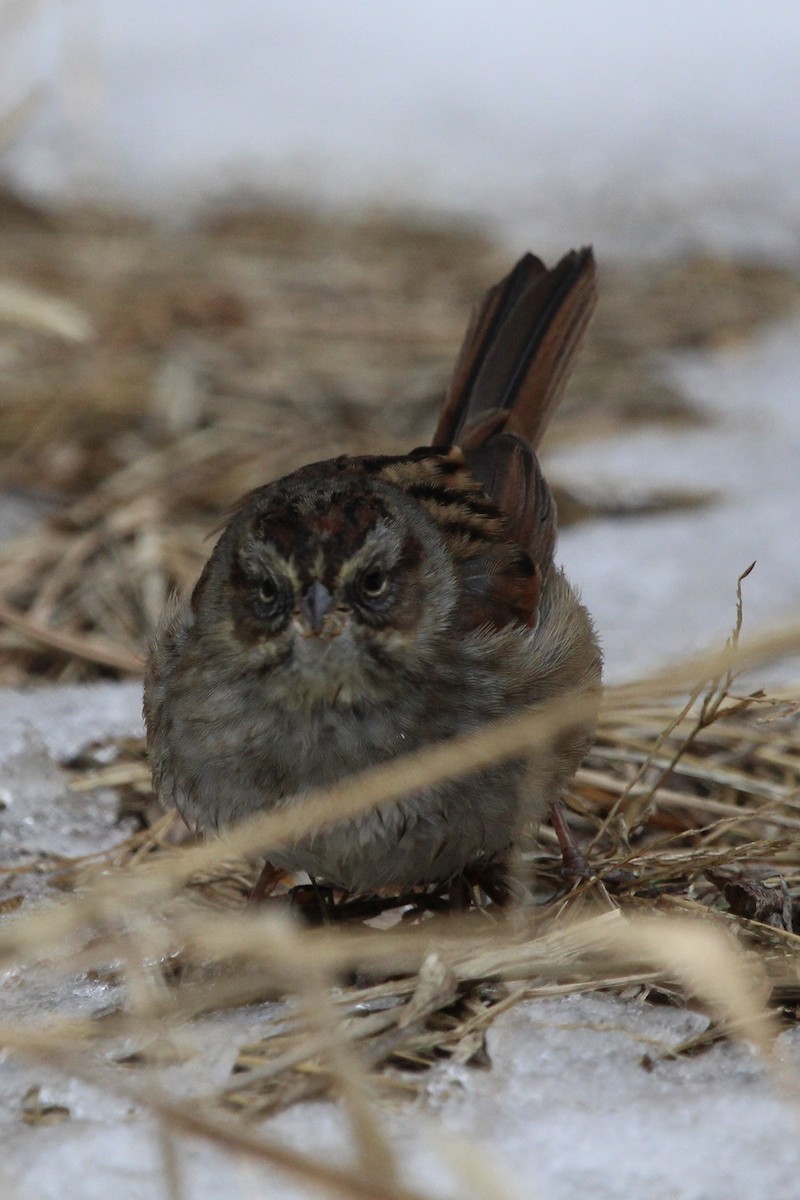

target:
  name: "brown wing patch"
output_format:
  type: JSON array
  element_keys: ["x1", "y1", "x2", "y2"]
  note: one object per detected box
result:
[
  {"x1": 376, "y1": 449, "x2": 543, "y2": 630},
  {"x1": 465, "y1": 435, "x2": 557, "y2": 571},
  {"x1": 459, "y1": 545, "x2": 542, "y2": 631}
]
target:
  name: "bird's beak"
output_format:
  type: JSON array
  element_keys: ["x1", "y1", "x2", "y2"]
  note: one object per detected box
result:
[{"x1": 300, "y1": 580, "x2": 335, "y2": 634}]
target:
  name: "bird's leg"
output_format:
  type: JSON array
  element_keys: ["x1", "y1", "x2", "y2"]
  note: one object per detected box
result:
[
  {"x1": 442, "y1": 862, "x2": 516, "y2": 911},
  {"x1": 550, "y1": 798, "x2": 591, "y2": 882},
  {"x1": 248, "y1": 859, "x2": 284, "y2": 904}
]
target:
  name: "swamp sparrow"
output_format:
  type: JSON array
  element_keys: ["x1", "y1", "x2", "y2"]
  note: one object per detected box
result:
[{"x1": 144, "y1": 249, "x2": 602, "y2": 895}]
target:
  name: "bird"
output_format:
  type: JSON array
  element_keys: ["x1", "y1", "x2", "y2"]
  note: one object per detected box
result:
[{"x1": 144, "y1": 247, "x2": 602, "y2": 901}]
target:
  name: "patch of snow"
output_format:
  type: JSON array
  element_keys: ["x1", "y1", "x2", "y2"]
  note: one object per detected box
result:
[
  {"x1": 427, "y1": 993, "x2": 800, "y2": 1200},
  {"x1": 0, "y1": 683, "x2": 143, "y2": 900},
  {"x1": 4, "y1": 2, "x2": 800, "y2": 259},
  {"x1": 0, "y1": 682, "x2": 143, "y2": 765},
  {"x1": 553, "y1": 319, "x2": 800, "y2": 680},
  {"x1": 4, "y1": 991, "x2": 797, "y2": 1200}
]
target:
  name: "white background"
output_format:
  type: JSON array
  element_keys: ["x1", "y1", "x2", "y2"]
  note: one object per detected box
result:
[{"x1": 3, "y1": 1, "x2": 800, "y2": 258}]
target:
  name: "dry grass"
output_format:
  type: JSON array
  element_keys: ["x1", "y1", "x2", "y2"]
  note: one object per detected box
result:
[
  {"x1": 1, "y1": 195, "x2": 800, "y2": 1196},
  {"x1": 1, "y1": 193, "x2": 799, "y2": 682},
  {"x1": 0, "y1": 615, "x2": 797, "y2": 1157}
]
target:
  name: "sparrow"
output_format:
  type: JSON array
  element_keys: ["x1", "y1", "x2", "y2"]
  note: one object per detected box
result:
[{"x1": 144, "y1": 248, "x2": 602, "y2": 897}]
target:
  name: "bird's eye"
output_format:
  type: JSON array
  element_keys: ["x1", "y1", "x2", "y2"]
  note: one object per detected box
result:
[
  {"x1": 259, "y1": 577, "x2": 279, "y2": 604},
  {"x1": 360, "y1": 566, "x2": 388, "y2": 598}
]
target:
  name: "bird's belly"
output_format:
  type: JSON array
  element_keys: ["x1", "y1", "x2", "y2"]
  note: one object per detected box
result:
[
  {"x1": 167, "y1": 615, "x2": 588, "y2": 892},
  {"x1": 268, "y1": 761, "x2": 528, "y2": 893},
  {"x1": 180, "y1": 695, "x2": 414, "y2": 826},
  {"x1": 181, "y1": 699, "x2": 530, "y2": 892}
]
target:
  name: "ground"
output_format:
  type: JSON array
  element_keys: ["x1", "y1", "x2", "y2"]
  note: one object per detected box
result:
[{"x1": 1, "y1": 202, "x2": 800, "y2": 1200}]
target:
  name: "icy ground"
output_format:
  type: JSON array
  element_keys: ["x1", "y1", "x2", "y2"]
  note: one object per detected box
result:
[
  {"x1": 1, "y1": 319, "x2": 800, "y2": 1198},
  {"x1": 1, "y1": 685, "x2": 800, "y2": 1200},
  {"x1": 1, "y1": 677, "x2": 800, "y2": 1200},
  {"x1": 4, "y1": 980, "x2": 800, "y2": 1200}
]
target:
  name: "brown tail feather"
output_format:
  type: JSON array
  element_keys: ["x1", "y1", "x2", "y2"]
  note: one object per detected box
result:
[
  {"x1": 431, "y1": 248, "x2": 596, "y2": 569},
  {"x1": 433, "y1": 247, "x2": 597, "y2": 452}
]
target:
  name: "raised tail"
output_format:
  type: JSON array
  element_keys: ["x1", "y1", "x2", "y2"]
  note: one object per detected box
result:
[
  {"x1": 433, "y1": 247, "x2": 596, "y2": 452},
  {"x1": 431, "y1": 248, "x2": 596, "y2": 565}
]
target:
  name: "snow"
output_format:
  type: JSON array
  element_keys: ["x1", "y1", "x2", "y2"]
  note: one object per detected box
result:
[
  {"x1": 0, "y1": 682, "x2": 143, "y2": 764},
  {"x1": 4, "y1": 2, "x2": 800, "y2": 258},
  {"x1": 552, "y1": 318, "x2": 800, "y2": 681},
  {"x1": 1, "y1": 661, "x2": 799, "y2": 1198},
  {"x1": 434, "y1": 994, "x2": 800, "y2": 1200},
  {"x1": 0, "y1": 684, "x2": 143, "y2": 902},
  {"x1": 3, "y1": 976, "x2": 800, "y2": 1199}
]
